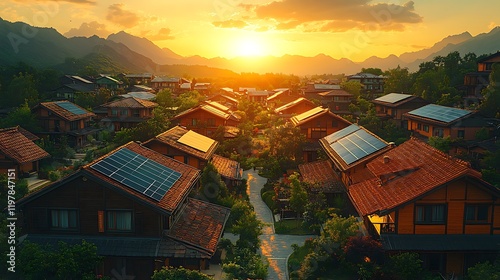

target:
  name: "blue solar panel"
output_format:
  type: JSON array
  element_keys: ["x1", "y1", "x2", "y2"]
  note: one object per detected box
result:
[
  {"x1": 56, "y1": 101, "x2": 88, "y2": 115},
  {"x1": 326, "y1": 125, "x2": 388, "y2": 165},
  {"x1": 408, "y1": 104, "x2": 471, "y2": 123},
  {"x1": 90, "y1": 148, "x2": 181, "y2": 201}
]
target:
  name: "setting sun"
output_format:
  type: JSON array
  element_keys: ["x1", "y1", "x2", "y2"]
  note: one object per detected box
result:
[{"x1": 234, "y1": 38, "x2": 265, "y2": 57}]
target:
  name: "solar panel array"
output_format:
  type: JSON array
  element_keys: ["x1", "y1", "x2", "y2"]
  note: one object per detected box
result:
[
  {"x1": 408, "y1": 104, "x2": 471, "y2": 123},
  {"x1": 324, "y1": 124, "x2": 388, "y2": 165},
  {"x1": 177, "y1": 130, "x2": 215, "y2": 153},
  {"x1": 56, "y1": 101, "x2": 88, "y2": 115},
  {"x1": 90, "y1": 148, "x2": 181, "y2": 201},
  {"x1": 375, "y1": 93, "x2": 412, "y2": 104},
  {"x1": 206, "y1": 101, "x2": 229, "y2": 112},
  {"x1": 294, "y1": 107, "x2": 324, "y2": 122},
  {"x1": 202, "y1": 105, "x2": 229, "y2": 118}
]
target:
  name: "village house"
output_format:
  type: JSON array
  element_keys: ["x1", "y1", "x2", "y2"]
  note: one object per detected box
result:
[
  {"x1": 348, "y1": 138, "x2": 500, "y2": 277},
  {"x1": 245, "y1": 90, "x2": 269, "y2": 105},
  {"x1": 347, "y1": 72, "x2": 385, "y2": 97},
  {"x1": 97, "y1": 97, "x2": 158, "y2": 132},
  {"x1": 319, "y1": 123, "x2": 392, "y2": 187},
  {"x1": 207, "y1": 93, "x2": 239, "y2": 111},
  {"x1": 298, "y1": 160, "x2": 346, "y2": 205},
  {"x1": 301, "y1": 83, "x2": 341, "y2": 101},
  {"x1": 95, "y1": 76, "x2": 123, "y2": 91},
  {"x1": 463, "y1": 51, "x2": 500, "y2": 106},
  {"x1": 404, "y1": 104, "x2": 492, "y2": 141},
  {"x1": 125, "y1": 73, "x2": 154, "y2": 85},
  {"x1": 16, "y1": 142, "x2": 230, "y2": 279},
  {"x1": 0, "y1": 126, "x2": 50, "y2": 177},
  {"x1": 53, "y1": 75, "x2": 96, "y2": 101},
  {"x1": 274, "y1": 97, "x2": 317, "y2": 119},
  {"x1": 266, "y1": 88, "x2": 294, "y2": 110},
  {"x1": 372, "y1": 93, "x2": 429, "y2": 128},
  {"x1": 171, "y1": 103, "x2": 240, "y2": 138},
  {"x1": 317, "y1": 89, "x2": 353, "y2": 115},
  {"x1": 150, "y1": 76, "x2": 180, "y2": 92},
  {"x1": 32, "y1": 100, "x2": 99, "y2": 148}
]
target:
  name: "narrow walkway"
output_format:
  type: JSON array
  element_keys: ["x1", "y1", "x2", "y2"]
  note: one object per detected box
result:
[{"x1": 245, "y1": 169, "x2": 316, "y2": 280}]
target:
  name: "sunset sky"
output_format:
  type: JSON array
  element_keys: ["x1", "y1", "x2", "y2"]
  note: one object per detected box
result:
[{"x1": 1, "y1": 0, "x2": 499, "y2": 61}]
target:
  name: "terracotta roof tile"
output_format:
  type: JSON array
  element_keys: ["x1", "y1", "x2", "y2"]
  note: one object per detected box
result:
[
  {"x1": 143, "y1": 126, "x2": 219, "y2": 161},
  {"x1": 211, "y1": 155, "x2": 242, "y2": 180},
  {"x1": 167, "y1": 198, "x2": 230, "y2": 254},
  {"x1": 16, "y1": 126, "x2": 39, "y2": 141},
  {"x1": 298, "y1": 160, "x2": 345, "y2": 193},
  {"x1": 0, "y1": 127, "x2": 50, "y2": 164},
  {"x1": 102, "y1": 97, "x2": 158, "y2": 108},
  {"x1": 83, "y1": 142, "x2": 200, "y2": 213},
  {"x1": 348, "y1": 138, "x2": 490, "y2": 216},
  {"x1": 37, "y1": 101, "x2": 95, "y2": 121}
]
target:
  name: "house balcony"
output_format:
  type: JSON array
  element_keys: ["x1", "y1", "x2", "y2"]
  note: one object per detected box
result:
[{"x1": 373, "y1": 222, "x2": 396, "y2": 234}]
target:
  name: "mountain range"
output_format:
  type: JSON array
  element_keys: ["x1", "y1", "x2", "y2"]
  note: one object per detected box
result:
[{"x1": 1, "y1": 17, "x2": 500, "y2": 76}]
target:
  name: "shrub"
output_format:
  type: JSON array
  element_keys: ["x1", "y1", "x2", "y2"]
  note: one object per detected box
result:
[{"x1": 48, "y1": 170, "x2": 60, "y2": 182}]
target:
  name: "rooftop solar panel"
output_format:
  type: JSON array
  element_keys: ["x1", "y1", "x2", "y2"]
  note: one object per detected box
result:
[
  {"x1": 56, "y1": 101, "x2": 88, "y2": 115},
  {"x1": 90, "y1": 148, "x2": 181, "y2": 201},
  {"x1": 206, "y1": 101, "x2": 229, "y2": 112},
  {"x1": 202, "y1": 105, "x2": 229, "y2": 118},
  {"x1": 323, "y1": 124, "x2": 360, "y2": 144},
  {"x1": 408, "y1": 104, "x2": 471, "y2": 123},
  {"x1": 177, "y1": 130, "x2": 215, "y2": 153},
  {"x1": 374, "y1": 93, "x2": 412, "y2": 104},
  {"x1": 294, "y1": 107, "x2": 324, "y2": 122}
]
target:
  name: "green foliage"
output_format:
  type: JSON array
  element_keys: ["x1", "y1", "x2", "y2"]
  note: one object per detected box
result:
[
  {"x1": 226, "y1": 199, "x2": 253, "y2": 230},
  {"x1": 18, "y1": 240, "x2": 102, "y2": 280},
  {"x1": 383, "y1": 66, "x2": 414, "y2": 94},
  {"x1": 200, "y1": 162, "x2": 230, "y2": 204},
  {"x1": 151, "y1": 266, "x2": 212, "y2": 280},
  {"x1": 48, "y1": 170, "x2": 61, "y2": 182},
  {"x1": 112, "y1": 107, "x2": 172, "y2": 144},
  {"x1": 154, "y1": 89, "x2": 178, "y2": 109},
  {"x1": 384, "y1": 252, "x2": 423, "y2": 280},
  {"x1": 428, "y1": 136, "x2": 452, "y2": 153},
  {"x1": 267, "y1": 122, "x2": 306, "y2": 164},
  {"x1": 222, "y1": 247, "x2": 269, "y2": 280},
  {"x1": 480, "y1": 63, "x2": 500, "y2": 118},
  {"x1": 475, "y1": 127, "x2": 490, "y2": 141},
  {"x1": 320, "y1": 214, "x2": 360, "y2": 249},
  {"x1": 232, "y1": 210, "x2": 263, "y2": 251},
  {"x1": 467, "y1": 259, "x2": 500, "y2": 280},
  {"x1": 177, "y1": 90, "x2": 205, "y2": 112},
  {"x1": 341, "y1": 80, "x2": 363, "y2": 99},
  {"x1": 74, "y1": 88, "x2": 113, "y2": 110},
  {"x1": 0, "y1": 102, "x2": 41, "y2": 132},
  {"x1": 343, "y1": 236, "x2": 384, "y2": 277},
  {"x1": 289, "y1": 173, "x2": 308, "y2": 218},
  {"x1": 2, "y1": 72, "x2": 39, "y2": 108},
  {"x1": 361, "y1": 68, "x2": 384, "y2": 76}
]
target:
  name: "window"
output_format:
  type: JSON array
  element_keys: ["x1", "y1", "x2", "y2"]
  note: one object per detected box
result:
[
  {"x1": 423, "y1": 125, "x2": 429, "y2": 132},
  {"x1": 50, "y1": 209, "x2": 77, "y2": 229},
  {"x1": 191, "y1": 118, "x2": 198, "y2": 126},
  {"x1": 310, "y1": 127, "x2": 327, "y2": 139},
  {"x1": 417, "y1": 123, "x2": 422, "y2": 130},
  {"x1": 457, "y1": 130, "x2": 465, "y2": 138},
  {"x1": 111, "y1": 109, "x2": 118, "y2": 116},
  {"x1": 465, "y1": 205, "x2": 489, "y2": 223},
  {"x1": 133, "y1": 109, "x2": 140, "y2": 117},
  {"x1": 70, "y1": 121, "x2": 79, "y2": 131},
  {"x1": 107, "y1": 211, "x2": 132, "y2": 231},
  {"x1": 207, "y1": 118, "x2": 216, "y2": 126},
  {"x1": 433, "y1": 127, "x2": 444, "y2": 137},
  {"x1": 121, "y1": 109, "x2": 128, "y2": 116},
  {"x1": 415, "y1": 204, "x2": 446, "y2": 224}
]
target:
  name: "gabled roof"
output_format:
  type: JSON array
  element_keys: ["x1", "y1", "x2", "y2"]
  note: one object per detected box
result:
[
  {"x1": 348, "y1": 72, "x2": 385, "y2": 79},
  {"x1": 173, "y1": 104, "x2": 240, "y2": 122},
  {"x1": 290, "y1": 107, "x2": 349, "y2": 127},
  {"x1": 208, "y1": 94, "x2": 238, "y2": 105},
  {"x1": 319, "y1": 124, "x2": 390, "y2": 171},
  {"x1": 211, "y1": 154, "x2": 242, "y2": 180},
  {"x1": 0, "y1": 127, "x2": 50, "y2": 164},
  {"x1": 274, "y1": 98, "x2": 315, "y2": 114},
  {"x1": 372, "y1": 93, "x2": 427, "y2": 108},
  {"x1": 151, "y1": 76, "x2": 179, "y2": 83},
  {"x1": 83, "y1": 142, "x2": 201, "y2": 214},
  {"x1": 298, "y1": 160, "x2": 345, "y2": 193},
  {"x1": 167, "y1": 198, "x2": 230, "y2": 255},
  {"x1": 143, "y1": 126, "x2": 219, "y2": 161},
  {"x1": 404, "y1": 104, "x2": 473, "y2": 125},
  {"x1": 477, "y1": 51, "x2": 500, "y2": 63},
  {"x1": 267, "y1": 90, "x2": 286, "y2": 101},
  {"x1": 205, "y1": 101, "x2": 230, "y2": 112},
  {"x1": 348, "y1": 138, "x2": 498, "y2": 217},
  {"x1": 120, "y1": 92, "x2": 156, "y2": 101},
  {"x1": 35, "y1": 101, "x2": 95, "y2": 121},
  {"x1": 317, "y1": 89, "x2": 352, "y2": 97},
  {"x1": 101, "y1": 97, "x2": 158, "y2": 108},
  {"x1": 96, "y1": 76, "x2": 122, "y2": 84}
]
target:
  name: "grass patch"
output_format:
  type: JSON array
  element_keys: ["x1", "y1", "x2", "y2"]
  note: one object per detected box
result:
[{"x1": 274, "y1": 219, "x2": 315, "y2": 235}]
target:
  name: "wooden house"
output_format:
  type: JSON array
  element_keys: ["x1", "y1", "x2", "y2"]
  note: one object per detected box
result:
[
  {"x1": 348, "y1": 138, "x2": 500, "y2": 276},
  {"x1": 463, "y1": 52, "x2": 500, "y2": 105},
  {"x1": 172, "y1": 104, "x2": 240, "y2": 138},
  {"x1": 0, "y1": 127, "x2": 50, "y2": 177},
  {"x1": 372, "y1": 93, "x2": 429, "y2": 128},
  {"x1": 95, "y1": 76, "x2": 123, "y2": 90},
  {"x1": 16, "y1": 142, "x2": 230, "y2": 279},
  {"x1": 211, "y1": 154, "x2": 243, "y2": 188},
  {"x1": 347, "y1": 72, "x2": 385, "y2": 97},
  {"x1": 150, "y1": 77, "x2": 180, "y2": 91},
  {"x1": 298, "y1": 160, "x2": 346, "y2": 204},
  {"x1": 54, "y1": 75, "x2": 96, "y2": 101},
  {"x1": 290, "y1": 107, "x2": 351, "y2": 142},
  {"x1": 317, "y1": 89, "x2": 353, "y2": 115},
  {"x1": 301, "y1": 84, "x2": 341, "y2": 101},
  {"x1": 404, "y1": 104, "x2": 491, "y2": 141},
  {"x1": 98, "y1": 97, "x2": 158, "y2": 132},
  {"x1": 319, "y1": 124, "x2": 392, "y2": 187},
  {"x1": 274, "y1": 98, "x2": 317, "y2": 119},
  {"x1": 32, "y1": 101, "x2": 99, "y2": 148},
  {"x1": 207, "y1": 94, "x2": 239, "y2": 111},
  {"x1": 125, "y1": 73, "x2": 154, "y2": 85}
]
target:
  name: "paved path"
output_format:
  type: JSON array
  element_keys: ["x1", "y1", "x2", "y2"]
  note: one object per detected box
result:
[{"x1": 244, "y1": 170, "x2": 316, "y2": 280}]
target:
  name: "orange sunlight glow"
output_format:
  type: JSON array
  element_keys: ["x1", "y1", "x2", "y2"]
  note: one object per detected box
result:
[{"x1": 233, "y1": 37, "x2": 266, "y2": 57}]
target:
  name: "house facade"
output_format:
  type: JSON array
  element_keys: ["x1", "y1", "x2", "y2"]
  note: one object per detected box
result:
[
  {"x1": 99, "y1": 97, "x2": 158, "y2": 132},
  {"x1": 372, "y1": 93, "x2": 429, "y2": 128},
  {"x1": 348, "y1": 138, "x2": 500, "y2": 276},
  {"x1": 463, "y1": 52, "x2": 500, "y2": 105},
  {"x1": 16, "y1": 142, "x2": 230, "y2": 279},
  {"x1": 151, "y1": 77, "x2": 180, "y2": 92},
  {"x1": 95, "y1": 76, "x2": 123, "y2": 90},
  {"x1": 290, "y1": 107, "x2": 351, "y2": 142},
  {"x1": 32, "y1": 101, "x2": 99, "y2": 148},
  {"x1": 347, "y1": 72, "x2": 385, "y2": 97},
  {"x1": 318, "y1": 89, "x2": 353, "y2": 115}
]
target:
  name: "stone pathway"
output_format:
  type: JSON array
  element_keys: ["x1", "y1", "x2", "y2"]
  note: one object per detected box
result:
[{"x1": 244, "y1": 169, "x2": 317, "y2": 280}]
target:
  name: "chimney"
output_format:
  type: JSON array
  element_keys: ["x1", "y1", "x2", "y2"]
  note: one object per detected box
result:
[{"x1": 383, "y1": 155, "x2": 390, "y2": 164}]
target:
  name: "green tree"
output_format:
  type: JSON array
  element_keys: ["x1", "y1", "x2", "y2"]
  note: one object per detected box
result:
[
  {"x1": 467, "y1": 259, "x2": 500, "y2": 280},
  {"x1": 222, "y1": 247, "x2": 268, "y2": 280},
  {"x1": 289, "y1": 173, "x2": 308, "y2": 219},
  {"x1": 384, "y1": 252, "x2": 423, "y2": 280},
  {"x1": 2, "y1": 72, "x2": 39, "y2": 108},
  {"x1": 177, "y1": 90, "x2": 205, "y2": 112},
  {"x1": 0, "y1": 102, "x2": 41, "y2": 132},
  {"x1": 200, "y1": 162, "x2": 229, "y2": 204},
  {"x1": 231, "y1": 211, "x2": 263, "y2": 251},
  {"x1": 361, "y1": 68, "x2": 384, "y2": 76},
  {"x1": 428, "y1": 136, "x2": 452, "y2": 153},
  {"x1": 480, "y1": 63, "x2": 500, "y2": 118},
  {"x1": 341, "y1": 80, "x2": 363, "y2": 99},
  {"x1": 383, "y1": 66, "x2": 414, "y2": 94},
  {"x1": 267, "y1": 122, "x2": 306, "y2": 162},
  {"x1": 151, "y1": 266, "x2": 212, "y2": 280}
]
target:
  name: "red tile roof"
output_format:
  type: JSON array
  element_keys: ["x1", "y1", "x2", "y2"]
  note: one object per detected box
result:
[
  {"x1": 102, "y1": 97, "x2": 158, "y2": 108},
  {"x1": 298, "y1": 160, "x2": 345, "y2": 193},
  {"x1": 83, "y1": 142, "x2": 200, "y2": 213},
  {"x1": 211, "y1": 155, "x2": 242, "y2": 180},
  {"x1": 143, "y1": 126, "x2": 219, "y2": 161},
  {"x1": 0, "y1": 127, "x2": 50, "y2": 164},
  {"x1": 348, "y1": 138, "x2": 492, "y2": 217},
  {"x1": 37, "y1": 101, "x2": 95, "y2": 121},
  {"x1": 167, "y1": 198, "x2": 230, "y2": 254}
]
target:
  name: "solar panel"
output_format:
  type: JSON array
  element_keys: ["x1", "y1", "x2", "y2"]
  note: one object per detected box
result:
[
  {"x1": 408, "y1": 104, "x2": 471, "y2": 123},
  {"x1": 326, "y1": 125, "x2": 388, "y2": 165},
  {"x1": 56, "y1": 101, "x2": 88, "y2": 115},
  {"x1": 90, "y1": 148, "x2": 181, "y2": 201},
  {"x1": 294, "y1": 107, "x2": 324, "y2": 122},
  {"x1": 202, "y1": 105, "x2": 229, "y2": 118},
  {"x1": 177, "y1": 130, "x2": 215, "y2": 153},
  {"x1": 375, "y1": 93, "x2": 412, "y2": 104},
  {"x1": 206, "y1": 101, "x2": 229, "y2": 112}
]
